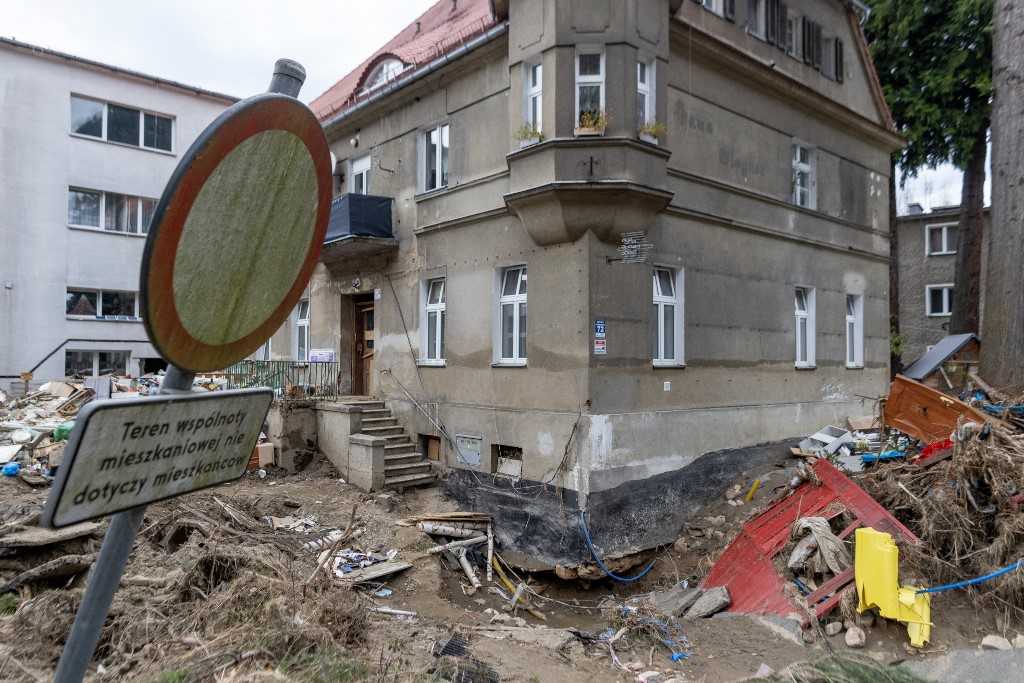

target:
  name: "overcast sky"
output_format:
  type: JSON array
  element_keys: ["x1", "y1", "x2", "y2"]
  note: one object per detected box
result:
[
  {"x1": 4, "y1": 0, "x2": 434, "y2": 104},
  {"x1": 6, "y1": 0, "x2": 979, "y2": 215}
]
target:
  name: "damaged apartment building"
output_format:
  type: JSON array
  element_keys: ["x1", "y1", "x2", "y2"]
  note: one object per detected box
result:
[{"x1": 291, "y1": 0, "x2": 901, "y2": 569}]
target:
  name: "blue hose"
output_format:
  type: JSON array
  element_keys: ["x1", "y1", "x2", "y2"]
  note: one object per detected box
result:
[
  {"x1": 916, "y1": 559, "x2": 1023, "y2": 594},
  {"x1": 579, "y1": 509, "x2": 656, "y2": 583}
]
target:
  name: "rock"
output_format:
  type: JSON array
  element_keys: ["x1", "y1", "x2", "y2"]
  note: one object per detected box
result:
[
  {"x1": 1012, "y1": 633, "x2": 1024, "y2": 649},
  {"x1": 705, "y1": 515, "x2": 726, "y2": 527},
  {"x1": 801, "y1": 628, "x2": 817, "y2": 643},
  {"x1": 754, "y1": 663, "x2": 775, "y2": 678},
  {"x1": 684, "y1": 586, "x2": 730, "y2": 619},
  {"x1": 981, "y1": 634, "x2": 1012, "y2": 651},
  {"x1": 637, "y1": 671, "x2": 662, "y2": 682},
  {"x1": 651, "y1": 585, "x2": 703, "y2": 617},
  {"x1": 713, "y1": 530, "x2": 725, "y2": 540},
  {"x1": 825, "y1": 621, "x2": 843, "y2": 636},
  {"x1": 626, "y1": 661, "x2": 645, "y2": 671},
  {"x1": 845, "y1": 626, "x2": 866, "y2": 648}
]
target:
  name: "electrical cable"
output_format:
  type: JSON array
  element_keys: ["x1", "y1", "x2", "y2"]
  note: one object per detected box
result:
[
  {"x1": 578, "y1": 509, "x2": 656, "y2": 583},
  {"x1": 916, "y1": 559, "x2": 1023, "y2": 595}
]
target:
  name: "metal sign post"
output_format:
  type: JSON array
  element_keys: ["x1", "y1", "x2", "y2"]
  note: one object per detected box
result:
[{"x1": 49, "y1": 59, "x2": 333, "y2": 683}]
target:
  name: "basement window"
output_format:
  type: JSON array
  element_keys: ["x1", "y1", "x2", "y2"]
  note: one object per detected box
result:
[
  {"x1": 65, "y1": 350, "x2": 130, "y2": 377},
  {"x1": 794, "y1": 286, "x2": 816, "y2": 368},
  {"x1": 491, "y1": 444, "x2": 523, "y2": 479}
]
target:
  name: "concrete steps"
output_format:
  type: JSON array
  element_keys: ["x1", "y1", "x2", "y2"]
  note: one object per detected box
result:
[{"x1": 341, "y1": 397, "x2": 437, "y2": 491}]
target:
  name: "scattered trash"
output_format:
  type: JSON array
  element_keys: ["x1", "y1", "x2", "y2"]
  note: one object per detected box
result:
[
  {"x1": 373, "y1": 587, "x2": 393, "y2": 598},
  {"x1": 883, "y1": 374, "x2": 989, "y2": 443},
  {"x1": 980, "y1": 634, "x2": 1012, "y2": 651},
  {"x1": 2, "y1": 462, "x2": 20, "y2": 477},
  {"x1": 854, "y1": 527, "x2": 931, "y2": 647}
]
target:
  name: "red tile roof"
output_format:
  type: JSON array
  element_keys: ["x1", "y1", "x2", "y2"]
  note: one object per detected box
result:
[{"x1": 311, "y1": 0, "x2": 499, "y2": 122}]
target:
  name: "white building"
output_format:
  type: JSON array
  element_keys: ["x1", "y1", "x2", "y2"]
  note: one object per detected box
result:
[{"x1": 0, "y1": 38, "x2": 235, "y2": 389}]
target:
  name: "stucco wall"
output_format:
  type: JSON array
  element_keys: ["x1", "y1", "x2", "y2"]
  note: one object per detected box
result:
[{"x1": 0, "y1": 43, "x2": 230, "y2": 383}]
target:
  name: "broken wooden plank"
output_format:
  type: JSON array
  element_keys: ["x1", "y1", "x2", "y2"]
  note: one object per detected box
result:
[
  {"x1": 2, "y1": 553, "x2": 96, "y2": 591},
  {"x1": 336, "y1": 560, "x2": 412, "y2": 584},
  {"x1": 0, "y1": 521, "x2": 103, "y2": 550}
]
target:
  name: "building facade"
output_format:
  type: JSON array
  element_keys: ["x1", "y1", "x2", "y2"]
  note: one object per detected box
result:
[
  {"x1": 895, "y1": 204, "x2": 990, "y2": 364},
  {"x1": 305, "y1": 0, "x2": 901, "y2": 567},
  {"x1": 0, "y1": 38, "x2": 234, "y2": 389}
]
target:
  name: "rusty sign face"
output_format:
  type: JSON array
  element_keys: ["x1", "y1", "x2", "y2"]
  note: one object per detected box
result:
[
  {"x1": 41, "y1": 388, "x2": 273, "y2": 528},
  {"x1": 141, "y1": 93, "x2": 332, "y2": 372}
]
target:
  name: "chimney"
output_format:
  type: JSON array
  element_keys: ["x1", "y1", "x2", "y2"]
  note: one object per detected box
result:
[{"x1": 907, "y1": 203, "x2": 924, "y2": 215}]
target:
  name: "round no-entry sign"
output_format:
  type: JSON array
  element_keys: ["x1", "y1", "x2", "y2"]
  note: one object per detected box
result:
[{"x1": 141, "y1": 93, "x2": 332, "y2": 372}]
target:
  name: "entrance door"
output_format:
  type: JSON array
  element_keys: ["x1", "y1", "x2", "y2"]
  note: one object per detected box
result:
[{"x1": 353, "y1": 296, "x2": 375, "y2": 395}]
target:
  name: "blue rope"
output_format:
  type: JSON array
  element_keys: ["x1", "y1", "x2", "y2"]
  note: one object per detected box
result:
[
  {"x1": 578, "y1": 509, "x2": 656, "y2": 583},
  {"x1": 916, "y1": 559, "x2": 1023, "y2": 594}
]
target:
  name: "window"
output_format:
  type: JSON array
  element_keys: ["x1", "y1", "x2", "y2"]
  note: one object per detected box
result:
[
  {"x1": 636, "y1": 60, "x2": 655, "y2": 129},
  {"x1": 747, "y1": 0, "x2": 766, "y2": 38},
  {"x1": 422, "y1": 278, "x2": 446, "y2": 364},
  {"x1": 497, "y1": 266, "x2": 527, "y2": 364},
  {"x1": 926, "y1": 223, "x2": 959, "y2": 255},
  {"x1": 422, "y1": 124, "x2": 449, "y2": 192},
  {"x1": 350, "y1": 155, "x2": 371, "y2": 194},
  {"x1": 794, "y1": 286, "x2": 816, "y2": 367},
  {"x1": 69, "y1": 95, "x2": 174, "y2": 152},
  {"x1": 575, "y1": 49, "x2": 604, "y2": 127},
  {"x1": 65, "y1": 288, "x2": 140, "y2": 320},
  {"x1": 785, "y1": 11, "x2": 800, "y2": 56},
  {"x1": 295, "y1": 299, "x2": 310, "y2": 361},
  {"x1": 65, "y1": 350, "x2": 130, "y2": 377},
  {"x1": 525, "y1": 62, "x2": 543, "y2": 132},
  {"x1": 846, "y1": 294, "x2": 864, "y2": 368},
  {"x1": 651, "y1": 267, "x2": 684, "y2": 365},
  {"x1": 68, "y1": 188, "x2": 156, "y2": 234},
  {"x1": 702, "y1": 0, "x2": 724, "y2": 15},
  {"x1": 792, "y1": 143, "x2": 816, "y2": 209},
  {"x1": 801, "y1": 17, "x2": 823, "y2": 69},
  {"x1": 926, "y1": 285, "x2": 954, "y2": 317},
  {"x1": 363, "y1": 58, "x2": 406, "y2": 92}
]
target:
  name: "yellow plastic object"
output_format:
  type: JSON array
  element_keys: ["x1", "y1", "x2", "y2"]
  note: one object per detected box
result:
[{"x1": 854, "y1": 527, "x2": 932, "y2": 647}]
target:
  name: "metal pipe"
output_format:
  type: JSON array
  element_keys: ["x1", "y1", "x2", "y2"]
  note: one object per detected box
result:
[
  {"x1": 268, "y1": 59, "x2": 306, "y2": 98},
  {"x1": 427, "y1": 536, "x2": 487, "y2": 555}
]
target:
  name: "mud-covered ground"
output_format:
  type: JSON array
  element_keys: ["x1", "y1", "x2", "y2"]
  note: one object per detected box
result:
[{"x1": 0, "y1": 449, "x2": 1018, "y2": 682}]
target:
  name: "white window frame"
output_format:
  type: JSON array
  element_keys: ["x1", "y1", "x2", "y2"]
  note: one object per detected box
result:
[
  {"x1": 747, "y1": 0, "x2": 767, "y2": 38},
  {"x1": 295, "y1": 299, "x2": 310, "y2": 361},
  {"x1": 925, "y1": 222, "x2": 958, "y2": 256},
  {"x1": 419, "y1": 123, "x2": 450, "y2": 193},
  {"x1": 702, "y1": 0, "x2": 724, "y2": 15},
  {"x1": 65, "y1": 288, "x2": 141, "y2": 321},
  {"x1": 652, "y1": 267, "x2": 684, "y2": 367},
  {"x1": 636, "y1": 59, "x2": 656, "y2": 129},
  {"x1": 786, "y1": 10, "x2": 800, "y2": 56},
  {"x1": 494, "y1": 266, "x2": 528, "y2": 365},
  {"x1": 845, "y1": 293, "x2": 864, "y2": 369},
  {"x1": 926, "y1": 284, "x2": 954, "y2": 317},
  {"x1": 792, "y1": 142, "x2": 817, "y2": 210},
  {"x1": 794, "y1": 286, "x2": 816, "y2": 368},
  {"x1": 70, "y1": 94, "x2": 175, "y2": 153},
  {"x1": 574, "y1": 48, "x2": 605, "y2": 128},
  {"x1": 67, "y1": 187, "x2": 155, "y2": 236},
  {"x1": 525, "y1": 61, "x2": 543, "y2": 133},
  {"x1": 349, "y1": 154, "x2": 371, "y2": 194},
  {"x1": 420, "y1": 277, "x2": 447, "y2": 366}
]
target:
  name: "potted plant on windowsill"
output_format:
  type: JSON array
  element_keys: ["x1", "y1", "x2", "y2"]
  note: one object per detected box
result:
[
  {"x1": 513, "y1": 123, "x2": 543, "y2": 148},
  {"x1": 574, "y1": 110, "x2": 608, "y2": 137},
  {"x1": 638, "y1": 121, "x2": 667, "y2": 145}
]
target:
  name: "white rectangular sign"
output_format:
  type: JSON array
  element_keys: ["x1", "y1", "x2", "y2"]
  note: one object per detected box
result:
[
  {"x1": 42, "y1": 388, "x2": 273, "y2": 528},
  {"x1": 309, "y1": 348, "x2": 336, "y2": 362}
]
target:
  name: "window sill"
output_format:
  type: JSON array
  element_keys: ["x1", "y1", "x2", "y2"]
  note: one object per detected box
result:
[
  {"x1": 794, "y1": 364, "x2": 817, "y2": 370},
  {"x1": 414, "y1": 185, "x2": 451, "y2": 202},
  {"x1": 492, "y1": 361, "x2": 527, "y2": 368},
  {"x1": 926, "y1": 313, "x2": 952, "y2": 318},
  {"x1": 845, "y1": 364, "x2": 865, "y2": 370},
  {"x1": 927, "y1": 252, "x2": 957, "y2": 257},
  {"x1": 69, "y1": 132, "x2": 176, "y2": 156},
  {"x1": 573, "y1": 127, "x2": 606, "y2": 137},
  {"x1": 652, "y1": 361, "x2": 686, "y2": 369},
  {"x1": 68, "y1": 224, "x2": 147, "y2": 238},
  {"x1": 67, "y1": 316, "x2": 143, "y2": 322},
  {"x1": 417, "y1": 359, "x2": 447, "y2": 367}
]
